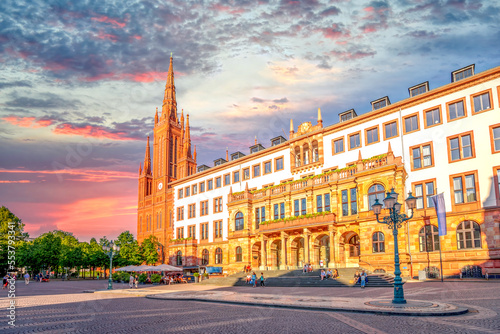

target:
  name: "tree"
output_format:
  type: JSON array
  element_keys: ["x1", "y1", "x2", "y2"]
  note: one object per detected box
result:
[
  {"x1": 32, "y1": 232, "x2": 62, "y2": 274},
  {"x1": 115, "y1": 231, "x2": 143, "y2": 266},
  {"x1": 0, "y1": 206, "x2": 28, "y2": 274},
  {"x1": 141, "y1": 235, "x2": 159, "y2": 265},
  {"x1": 89, "y1": 238, "x2": 107, "y2": 278},
  {"x1": 58, "y1": 232, "x2": 82, "y2": 274}
]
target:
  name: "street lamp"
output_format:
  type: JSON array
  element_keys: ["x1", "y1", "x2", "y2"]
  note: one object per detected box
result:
[
  {"x1": 103, "y1": 241, "x2": 120, "y2": 290},
  {"x1": 371, "y1": 187, "x2": 416, "y2": 304}
]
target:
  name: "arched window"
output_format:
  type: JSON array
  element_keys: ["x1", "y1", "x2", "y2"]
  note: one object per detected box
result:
[
  {"x1": 176, "y1": 250, "x2": 182, "y2": 266},
  {"x1": 372, "y1": 232, "x2": 385, "y2": 253},
  {"x1": 215, "y1": 247, "x2": 223, "y2": 264},
  {"x1": 294, "y1": 146, "x2": 301, "y2": 167},
  {"x1": 419, "y1": 225, "x2": 440, "y2": 252},
  {"x1": 312, "y1": 140, "x2": 319, "y2": 162},
  {"x1": 235, "y1": 246, "x2": 242, "y2": 262},
  {"x1": 201, "y1": 249, "x2": 209, "y2": 265},
  {"x1": 348, "y1": 235, "x2": 360, "y2": 257},
  {"x1": 235, "y1": 212, "x2": 244, "y2": 231},
  {"x1": 368, "y1": 184, "x2": 385, "y2": 208},
  {"x1": 303, "y1": 143, "x2": 310, "y2": 165},
  {"x1": 457, "y1": 221, "x2": 481, "y2": 249}
]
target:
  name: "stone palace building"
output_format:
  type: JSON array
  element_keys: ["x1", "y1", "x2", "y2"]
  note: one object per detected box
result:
[{"x1": 137, "y1": 58, "x2": 500, "y2": 278}]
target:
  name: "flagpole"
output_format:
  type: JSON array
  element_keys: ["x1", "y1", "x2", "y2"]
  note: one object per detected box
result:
[{"x1": 439, "y1": 235, "x2": 444, "y2": 282}]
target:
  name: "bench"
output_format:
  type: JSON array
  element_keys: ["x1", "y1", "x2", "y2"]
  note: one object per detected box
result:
[{"x1": 484, "y1": 268, "x2": 500, "y2": 279}]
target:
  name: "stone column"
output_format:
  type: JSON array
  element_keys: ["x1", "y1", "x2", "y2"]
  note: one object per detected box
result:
[
  {"x1": 260, "y1": 235, "x2": 267, "y2": 270},
  {"x1": 280, "y1": 231, "x2": 287, "y2": 270},
  {"x1": 304, "y1": 228, "x2": 310, "y2": 264},
  {"x1": 328, "y1": 230, "x2": 336, "y2": 268}
]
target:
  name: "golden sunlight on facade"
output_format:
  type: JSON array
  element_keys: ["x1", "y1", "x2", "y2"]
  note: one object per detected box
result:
[{"x1": 138, "y1": 60, "x2": 500, "y2": 279}]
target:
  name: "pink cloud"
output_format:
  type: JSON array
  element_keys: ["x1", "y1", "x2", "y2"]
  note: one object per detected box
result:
[
  {"x1": 53, "y1": 123, "x2": 138, "y2": 141},
  {"x1": 330, "y1": 50, "x2": 376, "y2": 61},
  {"x1": 96, "y1": 31, "x2": 119, "y2": 42},
  {"x1": 91, "y1": 15, "x2": 126, "y2": 28},
  {"x1": 0, "y1": 168, "x2": 137, "y2": 183},
  {"x1": 82, "y1": 71, "x2": 171, "y2": 83},
  {"x1": 2, "y1": 116, "x2": 54, "y2": 128},
  {"x1": 0, "y1": 180, "x2": 31, "y2": 183},
  {"x1": 210, "y1": 3, "x2": 246, "y2": 14},
  {"x1": 320, "y1": 24, "x2": 350, "y2": 39}
]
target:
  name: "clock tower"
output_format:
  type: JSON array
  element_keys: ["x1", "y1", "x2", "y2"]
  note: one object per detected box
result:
[{"x1": 137, "y1": 55, "x2": 197, "y2": 255}]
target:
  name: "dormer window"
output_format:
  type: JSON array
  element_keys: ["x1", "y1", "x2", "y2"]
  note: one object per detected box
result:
[
  {"x1": 339, "y1": 109, "x2": 357, "y2": 123},
  {"x1": 271, "y1": 136, "x2": 287, "y2": 146},
  {"x1": 231, "y1": 152, "x2": 245, "y2": 160},
  {"x1": 213, "y1": 158, "x2": 227, "y2": 166},
  {"x1": 371, "y1": 97, "x2": 390, "y2": 111},
  {"x1": 409, "y1": 82, "x2": 429, "y2": 97},
  {"x1": 249, "y1": 144, "x2": 265, "y2": 154},
  {"x1": 452, "y1": 64, "x2": 474, "y2": 82}
]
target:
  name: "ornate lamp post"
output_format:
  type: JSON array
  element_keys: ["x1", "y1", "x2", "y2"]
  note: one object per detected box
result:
[
  {"x1": 103, "y1": 241, "x2": 120, "y2": 290},
  {"x1": 371, "y1": 187, "x2": 416, "y2": 304}
]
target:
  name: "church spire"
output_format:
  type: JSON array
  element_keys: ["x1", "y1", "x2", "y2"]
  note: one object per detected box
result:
[
  {"x1": 185, "y1": 113, "x2": 192, "y2": 158},
  {"x1": 143, "y1": 136, "x2": 151, "y2": 175},
  {"x1": 162, "y1": 55, "x2": 177, "y2": 121}
]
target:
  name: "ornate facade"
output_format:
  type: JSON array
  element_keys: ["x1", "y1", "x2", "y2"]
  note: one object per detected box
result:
[{"x1": 138, "y1": 60, "x2": 500, "y2": 278}]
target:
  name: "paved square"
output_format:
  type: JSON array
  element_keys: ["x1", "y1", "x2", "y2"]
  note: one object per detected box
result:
[{"x1": 1, "y1": 280, "x2": 500, "y2": 333}]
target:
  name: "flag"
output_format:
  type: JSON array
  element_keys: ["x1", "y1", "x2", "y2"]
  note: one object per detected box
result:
[{"x1": 431, "y1": 193, "x2": 447, "y2": 236}]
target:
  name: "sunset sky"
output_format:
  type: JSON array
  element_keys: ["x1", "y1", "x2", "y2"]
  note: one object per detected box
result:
[{"x1": 1, "y1": 0, "x2": 499, "y2": 242}]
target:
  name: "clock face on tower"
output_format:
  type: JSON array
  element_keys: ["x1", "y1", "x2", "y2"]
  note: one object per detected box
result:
[{"x1": 158, "y1": 182, "x2": 163, "y2": 190}]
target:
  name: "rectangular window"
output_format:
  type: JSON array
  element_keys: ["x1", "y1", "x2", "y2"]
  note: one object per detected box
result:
[
  {"x1": 192, "y1": 184, "x2": 197, "y2": 195},
  {"x1": 448, "y1": 132, "x2": 475, "y2": 162},
  {"x1": 410, "y1": 143, "x2": 433, "y2": 171},
  {"x1": 409, "y1": 83, "x2": 428, "y2": 97},
  {"x1": 208, "y1": 179, "x2": 213, "y2": 190},
  {"x1": 261, "y1": 206, "x2": 266, "y2": 223},
  {"x1": 201, "y1": 223, "x2": 208, "y2": 240},
  {"x1": 341, "y1": 190, "x2": 348, "y2": 216},
  {"x1": 275, "y1": 157, "x2": 284, "y2": 171},
  {"x1": 452, "y1": 172, "x2": 478, "y2": 205},
  {"x1": 188, "y1": 225, "x2": 196, "y2": 239},
  {"x1": 243, "y1": 168, "x2": 250, "y2": 180},
  {"x1": 177, "y1": 227, "x2": 184, "y2": 239},
  {"x1": 280, "y1": 202, "x2": 285, "y2": 218},
  {"x1": 274, "y1": 203, "x2": 279, "y2": 220},
  {"x1": 223, "y1": 174, "x2": 230, "y2": 186},
  {"x1": 452, "y1": 65, "x2": 474, "y2": 82},
  {"x1": 413, "y1": 180, "x2": 435, "y2": 209},
  {"x1": 294, "y1": 199, "x2": 299, "y2": 216},
  {"x1": 365, "y1": 126, "x2": 379, "y2": 145},
  {"x1": 472, "y1": 90, "x2": 492, "y2": 114},
  {"x1": 200, "y1": 181, "x2": 205, "y2": 193},
  {"x1": 233, "y1": 171, "x2": 240, "y2": 183},
  {"x1": 177, "y1": 207, "x2": 184, "y2": 221},
  {"x1": 324, "y1": 193, "x2": 330, "y2": 212},
  {"x1": 188, "y1": 204, "x2": 196, "y2": 218},
  {"x1": 178, "y1": 189, "x2": 183, "y2": 199},
  {"x1": 215, "y1": 177, "x2": 222, "y2": 188},
  {"x1": 317, "y1": 194, "x2": 323, "y2": 213},
  {"x1": 301, "y1": 198, "x2": 306, "y2": 215},
  {"x1": 214, "y1": 197, "x2": 223, "y2": 213},
  {"x1": 185, "y1": 186, "x2": 190, "y2": 197},
  {"x1": 253, "y1": 164, "x2": 261, "y2": 177},
  {"x1": 447, "y1": 98, "x2": 466, "y2": 121},
  {"x1": 403, "y1": 113, "x2": 419, "y2": 134},
  {"x1": 491, "y1": 124, "x2": 500, "y2": 153},
  {"x1": 383, "y1": 121, "x2": 398, "y2": 140},
  {"x1": 255, "y1": 208, "x2": 260, "y2": 228},
  {"x1": 349, "y1": 132, "x2": 361, "y2": 150},
  {"x1": 424, "y1": 106, "x2": 442, "y2": 128},
  {"x1": 214, "y1": 220, "x2": 223, "y2": 238},
  {"x1": 264, "y1": 161, "x2": 272, "y2": 174},
  {"x1": 350, "y1": 188, "x2": 356, "y2": 215},
  {"x1": 201, "y1": 200, "x2": 208, "y2": 216},
  {"x1": 333, "y1": 137, "x2": 344, "y2": 154}
]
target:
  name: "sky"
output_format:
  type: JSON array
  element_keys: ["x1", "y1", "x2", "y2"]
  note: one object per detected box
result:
[{"x1": 1, "y1": 0, "x2": 499, "y2": 242}]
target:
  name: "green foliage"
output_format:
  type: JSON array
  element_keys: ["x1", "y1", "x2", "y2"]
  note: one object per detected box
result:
[
  {"x1": 138, "y1": 273, "x2": 147, "y2": 283},
  {"x1": 0, "y1": 206, "x2": 28, "y2": 273},
  {"x1": 169, "y1": 237, "x2": 192, "y2": 242},
  {"x1": 115, "y1": 231, "x2": 143, "y2": 266},
  {"x1": 112, "y1": 272, "x2": 121, "y2": 281},
  {"x1": 260, "y1": 211, "x2": 332, "y2": 225},
  {"x1": 193, "y1": 272, "x2": 200, "y2": 277},
  {"x1": 141, "y1": 235, "x2": 159, "y2": 265},
  {"x1": 151, "y1": 273, "x2": 161, "y2": 283}
]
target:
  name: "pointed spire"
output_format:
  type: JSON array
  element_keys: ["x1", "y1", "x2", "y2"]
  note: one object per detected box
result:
[
  {"x1": 144, "y1": 136, "x2": 151, "y2": 175},
  {"x1": 388, "y1": 141, "x2": 393, "y2": 154},
  {"x1": 194, "y1": 145, "x2": 197, "y2": 161},
  {"x1": 139, "y1": 163, "x2": 142, "y2": 175},
  {"x1": 254, "y1": 136, "x2": 257, "y2": 145},
  {"x1": 185, "y1": 113, "x2": 192, "y2": 158},
  {"x1": 162, "y1": 55, "x2": 177, "y2": 121},
  {"x1": 290, "y1": 119, "x2": 294, "y2": 135},
  {"x1": 358, "y1": 149, "x2": 362, "y2": 161},
  {"x1": 226, "y1": 147, "x2": 228, "y2": 161},
  {"x1": 155, "y1": 107, "x2": 158, "y2": 124},
  {"x1": 229, "y1": 186, "x2": 233, "y2": 195},
  {"x1": 245, "y1": 182, "x2": 249, "y2": 191},
  {"x1": 317, "y1": 108, "x2": 323, "y2": 126}
]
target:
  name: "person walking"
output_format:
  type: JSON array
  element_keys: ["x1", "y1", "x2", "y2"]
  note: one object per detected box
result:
[
  {"x1": 252, "y1": 272, "x2": 257, "y2": 288},
  {"x1": 3, "y1": 274, "x2": 10, "y2": 289},
  {"x1": 134, "y1": 275, "x2": 139, "y2": 288},
  {"x1": 260, "y1": 272, "x2": 265, "y2": 287},
  {"x1": 360, "y1": 271, "x2": 367, "y2": 289},
  {"x1": 129, "y1": 274, "x2": 134, "y2": 289},
  {"x1": 24, "y1": 272, "x2": 30, "y2": 285}
]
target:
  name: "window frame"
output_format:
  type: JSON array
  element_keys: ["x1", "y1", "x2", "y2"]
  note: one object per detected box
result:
[
  {"x1": 188, "y1": 224, "x2": 196, "y2": 239},
  {"x1": 177, "y1": 207, "x2": 184, "y2": 221},
  {"x1": 201, "y1": 222, "x2": 209, "y2": 240},
  {"x1": 449, "y1": 170, "x2": 480, "y2": 210},
  {"x1": 232, "y1": 170, "x2": 240, "y2": 183},
  {"x1": 403, "y1": 112, "x2": 420, "y2": 134},
  {"x1": 188, "y1": 203, "x2": 196, "y2": 219},
  {"x1": 447, "y1": 131, "x2": 475, "y2": 163},
  {"x1": 412, "y1": 179, "x2": 436, "y2": 210},
  {"x1": 263, "y1": 160, "x2": 272, "y2": 175},
  {"x1": 364, "y1": 125, "x2": 380, "y2": 146},
  {"x1": 409, "y1": 141, "x2": 434, "y2": 171},
  {"x1": 348, "y1": 131, "x2": 361, "y2": 151},
  {"x1": 419, "y1": 225, "x2": 440, "y2": 252},
  {"x1": 214, "y1": 196, "x2": 223, "y2": 213},
  {"x1": 199, "y1": 181, "x2": 205, "y2": 193},
  {"x1": 252, "y1": 163, "x2": 261, "y2": 178},
  {"x1": 446, "y1": 97, "x2": 467, "y2": 122},
  {"x1": 332, "y1": 136, "x2": 345, "y2": 155},
  {"x1": 274, "y1": 156, "x2": 284, "y2": 171},
  {"x1": 215, "y1": 176, "x2": 222, "y2": 188},
  {"x1": 243, "y1": 167, "x2": 250, "y2": 180},
  {"x1": 489, "y1": 123, "x2": 500, "y2": 154},
  {"x1": 207, "y1": 179, "x2": 213, "y2": 190},
  {"x1": 200, "y1": 200, "x2": 209, "y2": 216},
  {"x1": 372, "y1": 231, "x2": 385, "y2": 253},
  {"x1": 235, "y1": 212, "x2": 244, "y2": 231},
  {"x1": 192, "y1": 184, "x2": 197, "y2": 195},
  {"x1": 185, "y1": 186, "x2": 190, "y2": 197},
  {"x1": 215, "y1": 247, "x2": 223, "y2": 264},
  {"x1": 214, "y1": 220, "x2": 223, "y2": 239},
  {"x1": 423, "y1": 105, "x2": 443, "y2": 129},
  {"x1": 201, "y1": 249, "x2": 209, "y2": 265},
  {"x1": 235, "y1": 246, "x2": 242, "y2": 262},
  {"x1": 471, "y1": 88, "x2": 493, "y2": 115},
  {"x1": 456, "y1": 220, "x2": 482, "y2": 250},
  {"x1": 382, "y1": 119, "x2": 399, "y2": 140},
  {"x1": 178, "y1": 188, "x2": 183, "y2": 199},
  {"x1": 368, "y1": 184, "x2": 385, "y2": 209}
]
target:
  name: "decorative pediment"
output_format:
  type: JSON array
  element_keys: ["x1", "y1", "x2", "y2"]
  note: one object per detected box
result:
[{"x1": 297, "y1": 121, "x2": 313, "y2": 135}]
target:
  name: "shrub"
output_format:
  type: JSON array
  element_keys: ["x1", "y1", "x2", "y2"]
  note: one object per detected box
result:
[
  {"x1": 112, "y1": 272, "x2": 121, "y2": 281},
  {"x1": 138, "y1": 273, "x2": 147, "y2": 283},
  {"x1": 151, "y1": 274, "x2": 161, "y2": 283},
  {"x1": 193, "y1": 272, "x2": 200, "y2": 277}
]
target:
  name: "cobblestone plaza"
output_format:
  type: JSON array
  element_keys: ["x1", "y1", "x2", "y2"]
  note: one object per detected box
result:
[{"x1": 1, "y1": 280, "x2": 500, "y2": 333}]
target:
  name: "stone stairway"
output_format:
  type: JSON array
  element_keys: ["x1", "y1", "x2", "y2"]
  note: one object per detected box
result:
[{"x1": 199, "y1": 268, "x2": 394, "y2": 287}]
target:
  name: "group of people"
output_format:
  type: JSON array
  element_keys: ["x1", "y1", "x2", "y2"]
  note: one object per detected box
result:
[
  {"x1": 246, "y1": 272, "x2": 265, "y2": 287},
  {"x1": 303, "y1": 264, "x2": 314, "y2": 273},
  {"x1": 128, "y1": 274, "x2": 139, "y2": 288},
  {"x1": 353, "y1": 270, "x2": 368, "y2": 288},
  {"x1": 243, "y1": 265, "x2": 252, "y2": 273},
  {"x1": 159, "y1": 274, "x2": 186, "y2": 285},
  {"x1": 319, "y1": 268, "x2": 339, "y2": 280}
]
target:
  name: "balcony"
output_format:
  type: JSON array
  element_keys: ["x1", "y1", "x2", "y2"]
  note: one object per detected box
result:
[
  {"x1": 169, "y1": 238, "x2": 197, "y2": 247},
  {"x1": 258, "y1": 212, "x2": 336, "y2": 232}
]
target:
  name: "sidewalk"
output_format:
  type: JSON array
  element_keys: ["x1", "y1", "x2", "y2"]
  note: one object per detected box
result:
[{"x1": 145, "y1": 289, "x2": 469, "y2": 316}]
